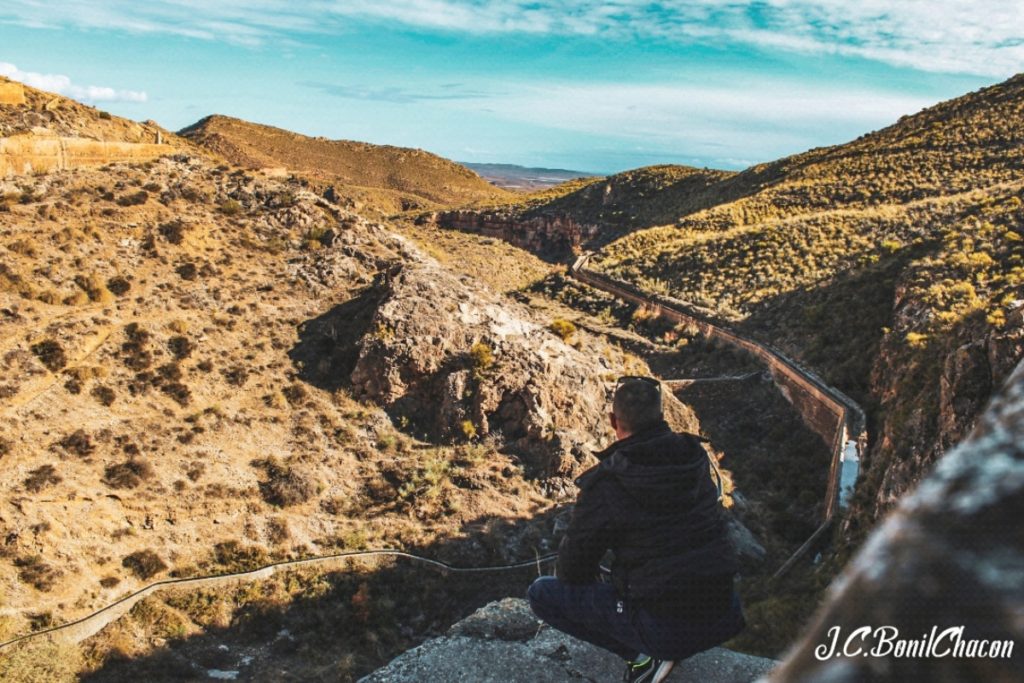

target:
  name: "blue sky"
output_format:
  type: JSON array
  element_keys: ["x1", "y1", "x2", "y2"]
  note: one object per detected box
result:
[{"x1": 1, "y1": 2, "x2": 1020, "y2": 173}]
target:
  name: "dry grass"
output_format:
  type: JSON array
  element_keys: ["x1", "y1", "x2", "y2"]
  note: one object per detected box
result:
[{"x1": 0, "y1": 641, "x2": 83, "y2": 683}]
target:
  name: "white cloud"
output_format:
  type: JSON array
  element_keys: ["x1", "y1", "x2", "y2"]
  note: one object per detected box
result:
[
  {"x1": 2, "y1": 1, "x2": 1022, "y2": 76},
  {"x1": 418, "y1": 77, "x2": 937, "y2": 166},
  {"x1": 0, "y1": 62, "x2": 147, "y2": 102}
]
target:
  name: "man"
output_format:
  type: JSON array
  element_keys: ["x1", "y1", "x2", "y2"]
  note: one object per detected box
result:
[{"x1": 528, "y1": 376, "x2": 744, "y2": 683}]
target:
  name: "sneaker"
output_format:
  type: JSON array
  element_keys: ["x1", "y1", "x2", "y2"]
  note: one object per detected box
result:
[{"x1": 623, "y1": 656, "x2": 676, "y2": 683}]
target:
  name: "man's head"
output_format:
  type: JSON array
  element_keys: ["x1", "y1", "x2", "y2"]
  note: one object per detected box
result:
[{"x1": 610, "y1": 376, "x2": 663, "y2": 439}]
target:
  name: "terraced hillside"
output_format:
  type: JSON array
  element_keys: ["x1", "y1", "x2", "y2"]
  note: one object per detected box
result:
[{"x1": 180, "y1": 115, "x2": 508, "y2": 214}]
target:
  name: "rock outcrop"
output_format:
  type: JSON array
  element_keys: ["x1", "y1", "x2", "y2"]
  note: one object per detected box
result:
[
  {"x1": 348, "y1": 254, "x2": 697, "y2": 478},
  {"x1": 863, "y1": 278, "x2": 1024, "y2": 521},
  {"x1": 431, "y1": 209, "x2": 601, "y2": 259},
  {"x1": 361, "y1": 598, "x2": 778, "y2": 683},
  {"x1": 765, "y1": 358, "x2": 1024, "y2": 682}
]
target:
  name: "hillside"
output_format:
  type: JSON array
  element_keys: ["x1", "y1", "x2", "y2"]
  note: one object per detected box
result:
[
  {"x1": 439, "y1": 74, "x2": 1024, "y2": 543},
  {"x1": 179, "y1": 115, "x2": 508, "y2": 214},
  {"x1": 0, "y1": 76, "x2": 185, "y2": 148},
  {"x1": 429, "y1": 164, "x2": 739, "y2": 258},
  {"x1": 590, "y1": 74, "x2": 1024, "y2": 536}
]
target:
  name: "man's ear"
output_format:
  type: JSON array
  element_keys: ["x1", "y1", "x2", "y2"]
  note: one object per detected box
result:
[{"x1": 609, "y1": 412, "x2": 617, "y2": 430}]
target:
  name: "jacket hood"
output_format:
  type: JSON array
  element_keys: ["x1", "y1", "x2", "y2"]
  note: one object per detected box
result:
[{"x1": 585, "y1": 420, "x2": 713, "y2": 509}]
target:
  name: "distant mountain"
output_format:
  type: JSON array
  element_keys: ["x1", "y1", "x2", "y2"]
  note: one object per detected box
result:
[
  {"x1": 179, "y1": 115, "x2": 509, "y2": 213},
  {"x1": 460, "y1": 162, "x2": 599, "y2": 191}
]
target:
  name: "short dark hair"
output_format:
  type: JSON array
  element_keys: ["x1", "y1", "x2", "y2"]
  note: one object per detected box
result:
[{"x1": 613, "y1": 378, "x2": 663, "y2": 434}]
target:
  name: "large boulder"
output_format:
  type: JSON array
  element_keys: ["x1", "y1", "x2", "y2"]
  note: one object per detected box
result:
[
  {"x1": 349, "y1": 254, "x2": 696, "y2": 478},
  {"x1": 350, "y1": 258, "x2": 611, "y2": 477},
  {"x1": 360, "y1": 597, "x2": 778, "y2": 683}
]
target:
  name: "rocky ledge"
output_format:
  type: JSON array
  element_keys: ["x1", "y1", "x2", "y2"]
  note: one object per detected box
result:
[{"x1": 360, "y1": 598, "x2": 777, "y2": 683}]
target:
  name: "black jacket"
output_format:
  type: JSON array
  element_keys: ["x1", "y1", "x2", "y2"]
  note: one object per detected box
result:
[{"x1": 557, "y1": 420, "x2": 738, "y2": 617}]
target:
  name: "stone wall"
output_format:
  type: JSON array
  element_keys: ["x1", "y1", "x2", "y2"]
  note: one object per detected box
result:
[{"x1": 0, "y1": 135, "x2": 174, "y2": 177}]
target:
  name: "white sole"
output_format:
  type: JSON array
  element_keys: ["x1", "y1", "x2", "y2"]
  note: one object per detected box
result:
[{"x1": 650, "y1": 660, "x2": 676, "y2": 683}]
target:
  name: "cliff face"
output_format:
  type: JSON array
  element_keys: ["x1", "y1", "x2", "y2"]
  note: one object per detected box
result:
[
  {"x1": 859, "y1": 286, "x2": 1024, "y2": 522},
  {"x1": 432, "y1": 209, "x2": 600, "y2": 259},
  {"x1": 766, "y1": 358, "x2": 1024, "y2": 683}
]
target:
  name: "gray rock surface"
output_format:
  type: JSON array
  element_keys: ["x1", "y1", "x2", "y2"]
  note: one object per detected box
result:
[
  {"x1": 361, "y1": 598, "x2": 776, "y2": 683},
  {"x1": 348, "y1": 252, "x2": 698, "y2": 479},
  {"x1": 764, "y1": 359, "x2": 1024, "y2": 682}
]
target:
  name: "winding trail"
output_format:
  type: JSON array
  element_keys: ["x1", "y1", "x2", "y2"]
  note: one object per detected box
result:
[{"x1": 0, "y1": 550, "x2": 558, "y2": 653}]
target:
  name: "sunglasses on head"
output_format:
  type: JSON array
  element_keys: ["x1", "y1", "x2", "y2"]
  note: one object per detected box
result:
[{"x1": 615, "y1": 375, "x2": 662, "y2": 392}]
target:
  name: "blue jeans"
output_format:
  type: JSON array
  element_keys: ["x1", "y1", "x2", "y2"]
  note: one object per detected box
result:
[{"x1": 526, "y1": 576, "x2": 744, "y2": 661}]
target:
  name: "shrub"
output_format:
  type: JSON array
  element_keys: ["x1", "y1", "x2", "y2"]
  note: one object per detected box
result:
[
  {"x1": 24, "y1": 465, "x2": 61, "y2": 493},
  {"x1": 469, "y1": 341, "x2": 493, "y2": 378},
  {"x1": 74, "y1": 273, "x2": 114, "y2": 304},
  {"x1": 161, "y1": 381, "x2": 191, "y2": 406},
  {"x1": 122, "y1": 549, "x2": 168, "y2": 580},
  {"x1": 103, "y1": 459, "x2": 154, "y2": 489},
  {"x1": 30, "y1": 340, "x2": 67, "y2": 372},
  {"x1": 212, "y1": 540, "x2": 268, "y2": 572},
  {"x1": 116, "y1": 190, "x2": 149, "y2": 207},
  {"x1": 106, "y1": 276, "x2": 131, "y2": 296},
  {"x1": 59, "y1": 429, "x2": 94, "y2": 457},
  {"x1": 91, "y1": 384, "x2": 116, "y2": 406},
  {"x1": 218, "y1": 199, "x2": 243, "y2": 216},
  {"x1": 549, "y1": 319, "x2": 577, "y2": 340},
  {"x1": 14, "y1": 555, "x2": 61, "y2": 591},
  {"x1": 168, "y1": 335, "x2": 193, "y2": 359},
  {"x1": 221, "y1": 365, "x2": 248, "y2": 387},
  {"x1": 905, "y1": 331, "x2": 929, "y2": 349},
  {"x1": 176, "y1": 262, "x2": 198, "y2": 280},
  {"x1": 158, "y1": 219, "x2": 187, "y2": 244},
  {"x1": 266, "y1": 517, "x2": 290, "y2": 545},
  {"x1": 255, "y1": 457, "x2": 318, "y2": 507},
  {"x1": 282, "y1": 383, "x2": 308, "y2": 405}
]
